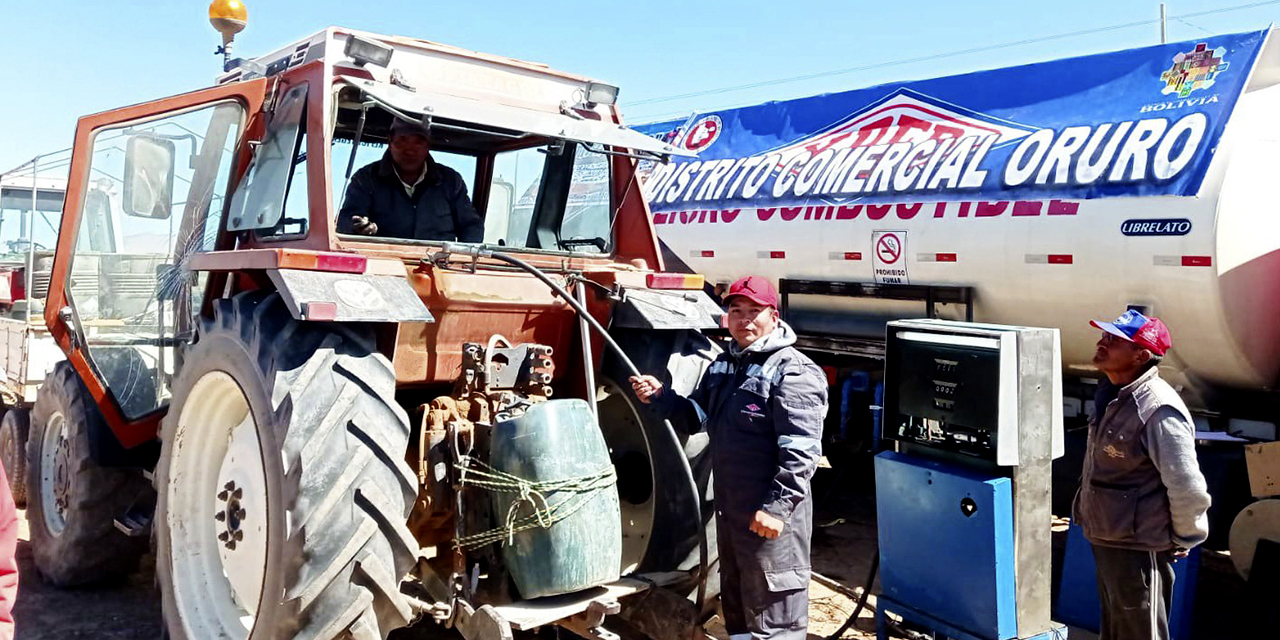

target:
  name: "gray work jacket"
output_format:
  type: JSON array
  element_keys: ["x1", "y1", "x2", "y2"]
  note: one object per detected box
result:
[{"x1": 1072, "y1": 366, "x2": 1211, "y2": 551}]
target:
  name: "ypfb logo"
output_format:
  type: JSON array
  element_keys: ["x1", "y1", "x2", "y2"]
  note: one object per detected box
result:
[
  {"x1": 682, "y1": 115, "x2": 723, "y2": 152},
  {"x1": 1161, "y1": 43, "x2": 1228, "y2": 98}
]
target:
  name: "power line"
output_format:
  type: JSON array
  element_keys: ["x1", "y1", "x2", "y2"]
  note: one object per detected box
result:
[
  {"x1": 1175, "y1": 17, "x2": 1218, "y2": 35},
  {"x1": 625, "y1": 0, "x2": 1280, "y2": 111}
]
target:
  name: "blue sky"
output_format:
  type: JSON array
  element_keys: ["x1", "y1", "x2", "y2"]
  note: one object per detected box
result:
[{"x1": 1, "y1": 0, "x2": 1277, "y2": 172}]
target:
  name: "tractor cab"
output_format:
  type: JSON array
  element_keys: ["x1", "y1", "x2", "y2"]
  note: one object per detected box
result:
[
  {"x1": 45, "y1": 27, "x2": 693, "y2": 441},
  {"x1": 218, "y1": 28, "x2": 682, "y2": 256}
]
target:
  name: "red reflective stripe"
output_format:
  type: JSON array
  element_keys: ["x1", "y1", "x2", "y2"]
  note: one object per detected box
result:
[
  {"x1": 277, "y1": 250, "x2": 368, "y2": 273},
  {"x1": 1182, "y1": 256, "x2": 1212, "y2": 267},
  {"x1": 1048, "y1": 254, "x2": 1073, "y2": 264},
  {"x1": 769, "y1": 251, "x2": 786, "y2": 259},
  {"x1": 936, "y1": 253, "x2": 957, "y2": 262},
  {"x1": 844, "y1": 252, "x2": 862, "y2": 261},
  {"x1": 314, "y1": 253, "x2": 367, "y2": 273},
  {"x1": 698, "y1": 250, "x2": 715, "y2": 258}
]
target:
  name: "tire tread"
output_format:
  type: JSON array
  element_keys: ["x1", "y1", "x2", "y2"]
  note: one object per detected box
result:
[
  {"x1": 159, "y1": 292, "x2": 416, "y2": 639},
  {"x1": 25, "y1": 362, "x2": 149, "y2": 586}
]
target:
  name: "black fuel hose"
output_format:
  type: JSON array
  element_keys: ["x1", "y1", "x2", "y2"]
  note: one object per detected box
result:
[
  {"x1": 824, "y1": 546, "x2": 879, "y2": 640},
  {"x1": 441, "y1": 245, "x2": 711, "y2": 614}
]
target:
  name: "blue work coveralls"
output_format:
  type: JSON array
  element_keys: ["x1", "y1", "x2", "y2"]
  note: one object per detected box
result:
[{"x1": 654, "y1": 322, "x2": 828, "y2": 640}]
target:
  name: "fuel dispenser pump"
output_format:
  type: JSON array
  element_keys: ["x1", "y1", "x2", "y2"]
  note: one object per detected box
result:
[{"x1": 874, "y1": 320, "x2": 1067, "y2": 640}]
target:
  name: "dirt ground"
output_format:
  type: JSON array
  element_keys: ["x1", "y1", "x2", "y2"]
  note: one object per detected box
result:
[
  {"x1": 9, "y1": 470, "x2": 1255, "y2": 639},
  {"x1": 12, "y1": 510, "x2": 163, "y2": 639},
  {"x1": 11, "y1": 507, "x2": 878, "y2": 640}
]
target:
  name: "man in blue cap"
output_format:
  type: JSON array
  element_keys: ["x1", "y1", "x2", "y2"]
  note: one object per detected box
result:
[
  {"x1": 630, "y1": 275, "x2": 827, "y2": 640},
  {"x1": 1074, "y1": 310, "x2": 1211, "y2": 640}
]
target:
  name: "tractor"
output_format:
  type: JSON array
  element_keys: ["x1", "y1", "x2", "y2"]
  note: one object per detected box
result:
[{"x1": 25, "y1": 21, "x2": 726, "y2": 640}]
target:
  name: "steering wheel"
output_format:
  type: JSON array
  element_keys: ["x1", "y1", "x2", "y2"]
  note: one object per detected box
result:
[{"x1": 560, "y1": 237, "x2": 608, "y2": 252}]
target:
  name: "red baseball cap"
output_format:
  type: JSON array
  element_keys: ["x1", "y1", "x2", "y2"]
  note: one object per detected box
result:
[
  {"x1": 1090, "y1": 310, "x2": 1172, "y2": 356},
  {"x1": 724, "y1": 275, "x2": 778, "y2": 308}
]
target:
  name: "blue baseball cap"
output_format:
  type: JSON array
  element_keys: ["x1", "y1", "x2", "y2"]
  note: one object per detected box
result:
[{"x1": 1090, "y1": 310, "x2": 1172, "y2": 356}]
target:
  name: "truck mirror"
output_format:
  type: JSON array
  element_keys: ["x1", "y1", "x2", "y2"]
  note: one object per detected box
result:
[{"x1": 123, "y1": 134, "x2": 176, "y2": 219}]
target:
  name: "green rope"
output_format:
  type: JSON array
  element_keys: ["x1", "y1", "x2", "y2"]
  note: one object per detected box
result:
[{"x1": 455, "y1": 455, "x2": 618, "y2": 550}]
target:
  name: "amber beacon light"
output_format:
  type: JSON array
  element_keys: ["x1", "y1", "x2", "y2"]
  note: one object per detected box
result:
[{"x1": 209, "y1": 0, "x2": 249, "y2": 70}]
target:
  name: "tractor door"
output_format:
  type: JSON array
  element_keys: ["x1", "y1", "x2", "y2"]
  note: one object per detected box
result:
[{"x1": 44, "y1": 80, "x2": 268, "y2": 448}]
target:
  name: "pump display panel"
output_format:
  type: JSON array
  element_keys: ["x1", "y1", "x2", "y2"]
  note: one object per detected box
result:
[{"x1": 884, "y1": 331, "x2": 1005, "y2": 459}]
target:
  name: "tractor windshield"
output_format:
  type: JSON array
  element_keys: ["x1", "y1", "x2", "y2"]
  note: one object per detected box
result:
[
  {"x1": 331, "y1": 128, "x2": 612, "y2": 253},
  {"x1": 324, "y1": 83, "x2": 646, "y2": 255}
]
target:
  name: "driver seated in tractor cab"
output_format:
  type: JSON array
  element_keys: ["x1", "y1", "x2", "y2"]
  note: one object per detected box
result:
[{"x1": 336, "y1": 117, "x2": 484, "y2": 242}]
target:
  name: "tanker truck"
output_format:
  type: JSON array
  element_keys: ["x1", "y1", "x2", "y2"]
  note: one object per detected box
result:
[{"x1": 638, "y1": 28, "x2": 1278, "y2": 543}]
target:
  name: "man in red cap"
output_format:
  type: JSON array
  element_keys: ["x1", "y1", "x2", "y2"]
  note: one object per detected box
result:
[
  {"x1": 631, "y1": 275, "x2": 827, "y2": 640},
  {"x1": 1073, "y1": 310, "x2": 1210, "y2": 640}
]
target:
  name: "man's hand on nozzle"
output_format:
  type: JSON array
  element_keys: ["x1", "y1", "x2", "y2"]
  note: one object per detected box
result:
[
  {"x1": 351, "y1": 215, "x2": 378, "y2": 235},
  {"x1": 629, "y1": 375, "x2": 664, "y2": 404}
]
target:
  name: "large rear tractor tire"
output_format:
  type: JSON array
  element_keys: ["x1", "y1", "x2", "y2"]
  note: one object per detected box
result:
[
  {"x1": 156, "y1": 292, "x2": 418, "y2": 640},
  {"x1": 600, "y1": 329, "x2": 722, "y2": 617},
  {"x1": 25, "y1": 362, "x2": 151, "y2": 586},
  {"x1": 0, "y1": 409, "x2": 29, "y2": 508}
]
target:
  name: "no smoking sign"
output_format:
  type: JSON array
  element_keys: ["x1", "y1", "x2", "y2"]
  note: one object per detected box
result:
[
  {"x1": 872, "y1": 231, "x2": 910, "y2": 284},
  {"x1": 876, "y1": 234, "x2": 902, "y2": 264}
]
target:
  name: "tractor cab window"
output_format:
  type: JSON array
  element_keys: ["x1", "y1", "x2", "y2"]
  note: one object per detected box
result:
[
  {"x1": 230, "y1": 83, "x2": 309, "y2": 239},
  {"x1": 61, "y1": 101, "x2": 245, "y2": 421},
  {"x1": 330, "y1": 96, "x2": 612, "y2": 254},
  {"x1": 330, "y1": 137, "x2": 476, "y2": 227},
  {"x1": 330, "y1": 108, "x2": 480, "y2": 244},
  {"x1": 486, "y1": 142, "x2": 611, "y2": 253}
]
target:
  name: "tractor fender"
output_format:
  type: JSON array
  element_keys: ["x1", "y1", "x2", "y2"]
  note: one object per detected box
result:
[
  {"x1": 265, "y1": 268, "x2": 435, "y2": 323},
  {"x1": 611, "y1": 287, "x2": 723, "y2": 331}
]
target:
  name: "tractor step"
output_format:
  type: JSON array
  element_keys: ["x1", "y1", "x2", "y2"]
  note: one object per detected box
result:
[
  {"x1": 491, "y1": 573, "x2": 683, "y2": 631},
  {"x1": 114, "y1": 502, "x2": 154, "y2": 538}
]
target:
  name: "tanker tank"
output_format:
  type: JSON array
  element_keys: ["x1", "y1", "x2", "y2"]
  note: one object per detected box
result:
[{"x1": 638, "y1": 28, "x2": 1280, "y2": 430}]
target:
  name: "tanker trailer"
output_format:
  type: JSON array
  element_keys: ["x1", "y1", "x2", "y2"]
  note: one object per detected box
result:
[{"x1": 637, "y1": 28, "x2": 1280, "y2": 544}]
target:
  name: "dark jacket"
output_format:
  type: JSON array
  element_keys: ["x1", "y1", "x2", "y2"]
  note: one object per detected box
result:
[
  {"x1": 336, "y1": 152, "x2": 484, "y2": 242},
  {"x1": 654, "y1": 322, "x2": 827, "y2": 581},
  {"x1": 1072, "y1": 366, "x2": 1211, "y2": 551}
]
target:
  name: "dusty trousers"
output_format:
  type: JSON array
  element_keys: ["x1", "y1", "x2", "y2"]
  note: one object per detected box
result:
[
  {"x1": 1091, "y1": 544, "x2": 1175, "y2": 640},
  {"x1": 716, "y1": 510, "x2": 810, "y2": 640}
]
